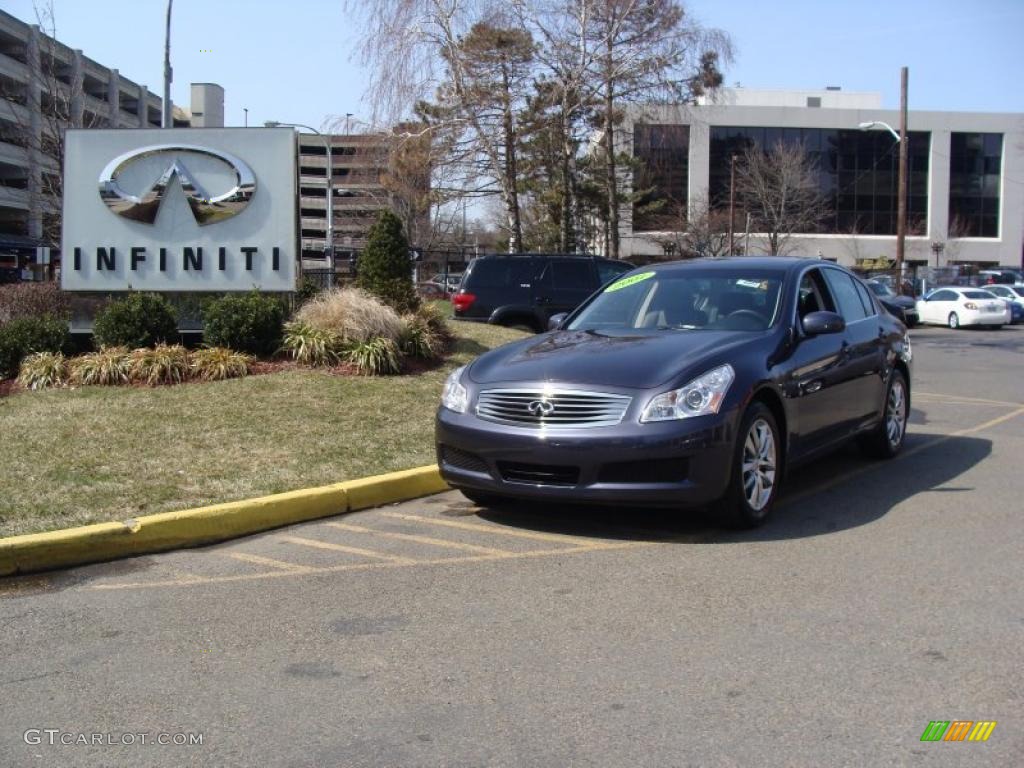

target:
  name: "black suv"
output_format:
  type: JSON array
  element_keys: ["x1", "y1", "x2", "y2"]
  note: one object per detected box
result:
[{"x1": 452, "y1": 254, "x2": 633, "y2": 332}]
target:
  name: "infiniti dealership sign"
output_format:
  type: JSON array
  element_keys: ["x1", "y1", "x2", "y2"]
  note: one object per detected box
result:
[{"x1": 62, "y1": 128, "x2": 296, "y2": 292}]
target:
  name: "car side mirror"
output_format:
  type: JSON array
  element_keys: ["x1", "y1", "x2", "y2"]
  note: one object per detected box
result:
[
  {"x1": 548, "y1": 313, "x2": 568, "y2": 331},
  {"x1": 802, "y1": 311, "x2": 846, "y2": 336}
]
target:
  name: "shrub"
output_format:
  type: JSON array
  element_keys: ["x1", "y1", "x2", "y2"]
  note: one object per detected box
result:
[
  {"x1": 0, "y1": 282, "x2": 70, "y2": 324},
  {"x1": 202, "y1": 292, "x2": 285, "y2": 356},
  {"x1": 355, "y1": 210, "x2": 420, "y2": 313},
  {"x1": 281, "y1": 322, "x2": 344, "y2": 367},
  {"x1": 69, "y1": 347, "x2": 132, "y2": 386},
  {"x1": 0, "y1": 315, "x2": 71, "y2": 379},
  {"x1": 93, "y1": 293, "x2": 178, "y2": 349},
  {"x1": 413, "y1": 302, "x2": 453, "y2": 346},
  {"x1": 294, "y1": 287, "x2": 404, "y2": 344},
  {"x1": 295, "y1": 277, "x2": 323, "y2": 308},
  {"x1": 398, "y1": 315, "x2": 443, "y2": 360},
  {"x1": 17, "y1": 351, "x2": 68, "y2": 390},
  {"x1": 129, "y1": 343, "x2": 191, "y2": 386},
  {"x1": 190, "y1": 347, "x2": 253, "y2": 381},
  {"x1": 344, "y1": 337, "x2": 401, "y2": 376}
]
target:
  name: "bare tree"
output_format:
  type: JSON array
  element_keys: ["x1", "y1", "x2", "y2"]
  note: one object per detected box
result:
[
  {"x1": 734, "y1": 141, "x2": 828, "y2": 256},
  {"x1": 651, "y1": 196, "x2": 731, "y2": 258}
]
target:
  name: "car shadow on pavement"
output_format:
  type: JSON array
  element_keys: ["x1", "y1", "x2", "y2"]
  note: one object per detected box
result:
[{"x1": 472, "y1": 432, "x2": 992, "y2": 544}]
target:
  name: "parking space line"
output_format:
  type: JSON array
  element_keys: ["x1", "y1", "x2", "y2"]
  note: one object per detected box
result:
[
  {"x1": 915, "y1": 392, "x2": 1022, "y2": 408},
  {"x1": 325, "y1": 521, "x2": 516, "y2": 555},
  {"x1": 89, "y1": 541, "x2": 648, "y2": 590},
  {"x1": 277, "y1": 535, "x2": 417, "y2": 564},
  {"x1": 224, "y1": 552, "x2": 314, "y2": 572},
  {"x1": 378, "y1": 511, "x2": 623, "y2": 548},
  {"x1": 951, "y1": 405, "x2": 1024, "y2": 435}
]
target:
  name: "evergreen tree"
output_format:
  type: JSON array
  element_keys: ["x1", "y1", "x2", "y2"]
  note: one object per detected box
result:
[{"x1": 356, "y1": 210, "x2": 419, "y2": 313}]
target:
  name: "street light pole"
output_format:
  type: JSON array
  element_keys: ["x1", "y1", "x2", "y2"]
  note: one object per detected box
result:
[
  {"x1": 728, "y1": 155, "x2": 736, "y2": 257},
  {"x1": 896, "y1": 66, "x2": 909, "y2": 286},
  {"x1": 266, "y1": 121, "x2": 333, "y2": 275},
  {"x1": 162, "y1": 0, "x2": 173, "y2": 127}
]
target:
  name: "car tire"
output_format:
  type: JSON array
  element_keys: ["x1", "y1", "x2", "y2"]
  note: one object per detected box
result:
[
  {"x1": 859, "y1": 369, "x2": 909, "y2": 459},
  {"x1": 712, "y1": 402, "x2": 781, "y2": 529},
  {"x1": 948, "y1": 312, "x2": 960, "y2": 329}
]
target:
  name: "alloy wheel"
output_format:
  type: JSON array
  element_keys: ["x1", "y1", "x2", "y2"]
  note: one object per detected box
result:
[
  {"x1": 742, "y1": 418, "x2": 776, "y2": 512},
  {"x1": 886, "y1": 378, "x2": 907, "y2": 448}
]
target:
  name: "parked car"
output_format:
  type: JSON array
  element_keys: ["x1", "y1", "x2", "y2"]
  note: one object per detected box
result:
[
  {"x1": 429, "y1": 273, "x2": 464, "y2": 292},
  {"x1": 978, "y1": 269, "x2": 1023, "y2": 285},
  {"x1": 984, "y1": 284, "x2": 1024, "y2": 324},
  {"x1": 452, "y1": 254, "x2": 633, "y2": 332},
  {"x1": 437, "y1": 257, "x2": 912, "y2": 528},
  {"x1": 865, "y1": 279, "x2": 918, "y2": 326},
  {"x1": 915, "y1": 286, "x2": 1010, "y2": 329},
  {"x1": 416, "y1": 282, "x2": 449, "y2": 300}
]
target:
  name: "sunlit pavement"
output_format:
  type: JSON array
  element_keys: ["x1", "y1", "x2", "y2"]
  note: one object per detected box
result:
[{"x1": 2, "y1": 325, "x2": 1022, "y2": 767}]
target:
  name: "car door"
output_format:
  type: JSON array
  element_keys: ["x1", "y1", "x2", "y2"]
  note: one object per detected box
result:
[
  {"x1": 921, "y1": 289, "x2": 957, "y2": 324},
  {"x1": 781, "y1": 267, "x2": 863, "y2": 457},
  {"x1": 822, "y1": 268, "x2": 887, "y2": 428},
  {"x1": 533, "y1": 258, "x2": 599, "y2": 322}
]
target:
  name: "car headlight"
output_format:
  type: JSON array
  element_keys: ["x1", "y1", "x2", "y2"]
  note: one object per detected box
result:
[
  {"x1": 641, "y1": 364, "x2": 735, "y2": 422},
  {"x1": 441, "y1": 365, "x2": 469, "y2": 413}
]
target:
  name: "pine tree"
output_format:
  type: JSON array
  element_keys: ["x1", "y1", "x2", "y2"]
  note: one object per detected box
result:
[{"x1": 356, "y1": 210, "x2": 419, "y2": 313}]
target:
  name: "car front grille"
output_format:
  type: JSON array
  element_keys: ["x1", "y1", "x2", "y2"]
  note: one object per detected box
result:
[{"x1": 476, "y1": 388, "x2": 632, "y2": 428}]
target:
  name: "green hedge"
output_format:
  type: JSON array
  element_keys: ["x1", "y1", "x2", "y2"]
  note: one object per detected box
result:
[
  {"x1": 202, "y1": 292, "x2": 285, "y2": 356},
  {"x1": 0, "y1": 315, "x2": 70, "y2": 379},
  {"x1": 93, "y1": 293, "x2": 179, "y2": 349}
]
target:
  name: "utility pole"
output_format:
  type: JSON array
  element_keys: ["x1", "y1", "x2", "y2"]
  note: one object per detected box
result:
[
  {"x1": 243, "y1": 108, "x2": 248, "y2": 127},
  {"x1": 162, "y1": 0, "x2": 173, "y2": 128},
  {"x1": 728, "y1": 155, "x2": 736, "y2": 257},
  {"x1": 896, "y1": 66, "x2": 909, "y2": 285}
]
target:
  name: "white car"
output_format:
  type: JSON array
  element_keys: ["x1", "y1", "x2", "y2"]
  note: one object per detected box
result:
[
  {"x1": 984, "y1": 284, "x2": 1024, "y2": 323},
  {"x1": 916, "y1": 286, "x2": 1010, "y2": 329}
]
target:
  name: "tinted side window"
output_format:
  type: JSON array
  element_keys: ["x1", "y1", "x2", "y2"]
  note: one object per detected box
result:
[
  {"x1": 797, "y1": 268, "x2": 836, "y2": 321},
  {"x1": 854, "y1": 279, "x2": 877, "y2": 317},
  {"x1": 823, "y1": 269, "x2": 869, "y2": 322},
  {"x1": 929, "y1": 290, "x2": 957, "y2": 301},
  {"x1": 465, "y1": 259, "x2": 536, "y2": 290},
  {"x1": 538, "y1": 260, "x2": 597, "y2": 300},
  {"x1": 596, "y1": 260, "x2": 632, "y2": 285}
]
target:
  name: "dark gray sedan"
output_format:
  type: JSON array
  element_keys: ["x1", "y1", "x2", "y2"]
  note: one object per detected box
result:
[{"x1": 436, "y1": 258, "x2": 912, "y2": 527}]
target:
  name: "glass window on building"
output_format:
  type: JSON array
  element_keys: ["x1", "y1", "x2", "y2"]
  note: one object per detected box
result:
[
  {"x1": 949, "y1": 132, "x2": 1002, "y2": 238},
  {"x1": 632, "y1": 124, "x2": 689, "y2": 232},
  {"x1": 708, "y1": 126, "x2": 930, "y2": 236}
]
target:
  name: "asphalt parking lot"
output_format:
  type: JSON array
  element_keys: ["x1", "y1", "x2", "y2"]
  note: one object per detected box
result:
[{"x1": 2, "y1": 324, "x2": 1022, "y2": 767}]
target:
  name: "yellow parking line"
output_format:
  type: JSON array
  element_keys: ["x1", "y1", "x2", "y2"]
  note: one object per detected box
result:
[
  {"x1": 952, "y1": 405, "x2": 1024, "y2": 436},
  {"x1": 915, "y1": 392, "x2": 1022, "y2": 408},
  {"x1": 379, "y1": 511, "x2": 624, "y2": 548},
  {"x1": 325, "y1": 521, "x2": 514, "y2": 555},
  {"x1": 277, "y1": 535, "x2": 417, "y2": 564},
  {"x1": 224, "y1": 552, "x2": 313, "y2": 572},
  {"x1": 89, "y1": 541, "x2": 648, "y2": 590}
]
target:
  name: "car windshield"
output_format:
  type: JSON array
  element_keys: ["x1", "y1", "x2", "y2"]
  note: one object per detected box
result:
[
  {"x1": 963, "y1": 290, "x2": 996, "y2": 299},
  {"x1": 567, "y1": 269, "x2": 783, "y2": 332},
  {"x1": 867, "y1": 281, "x2": 894, "y2": 297}
]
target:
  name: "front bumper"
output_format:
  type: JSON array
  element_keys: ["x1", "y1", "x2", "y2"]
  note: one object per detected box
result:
[{"x1": 435, "y1": 406, "x2": 739, "y2": 508}]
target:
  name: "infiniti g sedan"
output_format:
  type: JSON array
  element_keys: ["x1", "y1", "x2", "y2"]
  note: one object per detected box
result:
[{"x1": 436, "y1": 258, "x2": 912, "y2": 528}]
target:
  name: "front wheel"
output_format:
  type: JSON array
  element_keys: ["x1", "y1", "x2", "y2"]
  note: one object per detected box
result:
[
  {"x1": 712, "y1": 402, "x2": 781, "y2": 529},
  {"x1": 948, "y1": 312, "x2": 960, "y2": 329},
  {"x1": 859, "y1": 369, "x2": 909, "y2": 459}
]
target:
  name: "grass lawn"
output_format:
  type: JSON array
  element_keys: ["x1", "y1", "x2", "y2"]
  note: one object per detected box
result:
[{"x1": 0, "y1": 319, "x2": 526, "y2": 537}]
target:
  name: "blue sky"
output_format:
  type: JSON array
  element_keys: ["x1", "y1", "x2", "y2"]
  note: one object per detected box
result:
[{"x1": 6, "y1": 0, "x2": 1023, "y2": 129}]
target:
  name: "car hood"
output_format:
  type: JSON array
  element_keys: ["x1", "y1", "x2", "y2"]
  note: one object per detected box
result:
[
  {"x1": 468, "y1": 329, "x2": 764, "y2": 390},
  {"x1": 881, "y1": 295, "x2": 916, "y2": 309}
]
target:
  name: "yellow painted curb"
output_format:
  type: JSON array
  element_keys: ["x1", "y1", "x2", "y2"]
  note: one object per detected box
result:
[{"x1": 0, "y1": 465, "x2": 448, "y2": 578}]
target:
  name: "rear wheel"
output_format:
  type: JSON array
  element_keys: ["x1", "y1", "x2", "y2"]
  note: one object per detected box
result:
[
  {"x1": 948, "y1": 312, "x2": 960, "y2": 329},
  {"x1": 859, "y1": 369, "x2": 908, "y2": 459},
  {"x1": 712, "y1": 402, "x2": 780, "y2": 529}
]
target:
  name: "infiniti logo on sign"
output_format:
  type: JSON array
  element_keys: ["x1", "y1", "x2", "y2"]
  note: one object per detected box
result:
[
  {"x1": 527, "y1": 400, "x2": 555, "y2": 416},
  {"x1": 98, "y1": 144, "x2": 256, "y2": 225}
]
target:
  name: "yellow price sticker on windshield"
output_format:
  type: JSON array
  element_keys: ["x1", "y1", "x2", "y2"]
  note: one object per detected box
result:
[{"x1": 605, "y1": 271, "x2": 655, "y2": 293}]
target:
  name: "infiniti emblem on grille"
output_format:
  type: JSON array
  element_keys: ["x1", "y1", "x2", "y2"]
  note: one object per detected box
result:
[{"x1": 527, "y1": 400, "x2": 555, "y2": 416}]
